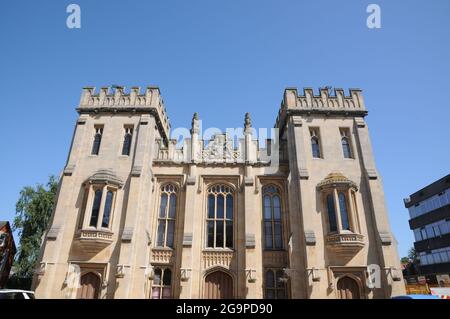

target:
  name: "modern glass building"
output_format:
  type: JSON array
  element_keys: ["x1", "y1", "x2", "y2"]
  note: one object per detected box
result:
[{"x1": 405, "y1": 174, "x2": 450, "y2": 285}]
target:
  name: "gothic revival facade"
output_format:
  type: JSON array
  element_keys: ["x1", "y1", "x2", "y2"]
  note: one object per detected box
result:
[{"x1": 33, "y1": 86, "x2": 405, "y2": 299}]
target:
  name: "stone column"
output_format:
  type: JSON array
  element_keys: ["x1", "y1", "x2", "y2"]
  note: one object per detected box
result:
[
  {"x1": 285, "y1": 115, "x2": 309, "y2": 298},
  {"x1": 115, "y1": 115, "x2": 156, "y2": 298},
  {"x1": 353, "y1": 117, "x2": 405, "y2": 297},
  {"x1": 242, "y1": 113, "x2": 262, "y2": 298}
]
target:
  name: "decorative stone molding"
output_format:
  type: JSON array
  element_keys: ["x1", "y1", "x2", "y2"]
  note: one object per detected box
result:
[
  {"x1": 379, "y1": 231, "x2": 392, "y2": 246},
  {"x1": 366, "y1": 168, "x2": 378, "y2": 180},
  {"x1": 202, "y1": 250, "x2": 234, "y2": 269},
  {"x1": 85, "y1": 169, "x2": 124, "y2": 188},
  {"x1": 304, "y1": 230, "x2": 316, "y2": 246},
  {"x1": 63, "y1": 165, "x2": 75, "y2": 176},
  {"x1": 151, "y1": 248, "x2": 175, "y2": 264},
  {"x1": 78, "y1": 86, "x2": 170, "y2": 144},
  {"x1": 317, "y1": 172, "x2": 358, "y2": 191},
  {"x1": 246, "y1": 269, "x2": 257, "y2": 283},
  {"x1": 245, "y1": 234, "x2": 256, "y2": 248},
  {"x1": 131, "y1": 165, "x2": 142, "y2": 177},
  {"x1": 46, "y1": 226, "x2": 60, "y2": 240},
  {"x1": 354, "y1": 117, "x2": 366, "y2": 128},
  {"x1": 263, "y1": 251, "x2": 288, "y2": 268},
  {"x1": 121, "y1": 227, "x2": 134, "y2": 242},
  {"x1": 74, "y1": 229, "x2": 114, "y2": 252},
  {"x1": 186, "y1": 176, "x2": 196, "y2": 186},
  {"x1": 298, "y1": 169, "x2": 309, "y2": 179},
  {"x1": 244, "y1": 177, "x2": 254, "y2": 186},
  {"x1": 182, "y1": 233, "x2": 193, "y2": 247},
  {"x1": 325, "y1": 232, "x2": 365, "y2": 254},
  {"x1": 276, "y1": 87, "x2": 368, "y2": 132}
]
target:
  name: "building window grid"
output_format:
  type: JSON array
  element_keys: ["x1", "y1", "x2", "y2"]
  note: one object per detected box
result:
[
  {"x1": 309, "y1": 128, "x2": 322, "y2": 159},
  {"x1": 91, "y1": 126, "x2": 103, "y2": 155},
  {"x1": 206, "y1": 185, "x2": 234, "y2": 249},
  {"x1": 340, "y1": 128, "x2": 353, "y2": 159},
  {"x1": 413, "y1": 219, "x2": 450, "y2": 242},
  {"x1": 264, "y1": 269, "x2": 287, "y2": 299},
  {"x1": 151, "y1": 268, "x2": 172, "y2": 299},
  {"x1": 121, "y1": 126, "x2": 133, "y2": 156},
  {"x1": 84, "y1": 185, "x2": 117, "y2": 230},
  {"x1": 419, "y1": 247, "x2": 450, "y2": 266},
  {"x1": 262, "y1": 185, "x2": 283, "y2": 250},
  {"x1": 408, "y1": 189, "x2": 450, "y2": 219},
  {"x1": 156, "y1": 184, "x2": 177, "y2": 248},
  {"x1": 324, "y1": 189, "x2": 357, "y2": 234}
]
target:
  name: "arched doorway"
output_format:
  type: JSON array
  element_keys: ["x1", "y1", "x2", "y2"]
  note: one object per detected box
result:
[
  {"x1": 204, "y1": 271, "x2": 233, "y2": 299},
  {"x1": 337, "y1": 276, "x2": 360, "y2": 299},
  {"x1": 77, "y1": 272, "x2": 101, "y2": 299}
]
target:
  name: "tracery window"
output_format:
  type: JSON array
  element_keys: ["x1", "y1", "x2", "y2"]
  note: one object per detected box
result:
[
  {"x1": 264, "y1": 269, "x2": 287, "y2": 299},
  {"x1": 309, "y1": 128, "x2": 322, "y2": 158},
  {"x1": 151, "y1": 268, "x2": 172, "y2": 299},
  {"x1": 206, "y1": 185, "x2": 234, "y2": 249},
  {"x1": 340, "y1": 128, "x2": 353, "y2": 159},
  {"x1": 91, "y1": 126, "x2": 103, "y2": 155},
  {"x1": 157, "y1": 184, "x2": 177, "y2": 248},
  {"x1": 262, "y1": 185, "x2": 283, "y2": 249},
  {"x1": 121, "y1": 126, "x2": 133, "y2": 156},
  {"x1": 317, "y1": 173, "x2": 360, "y2": 234}
]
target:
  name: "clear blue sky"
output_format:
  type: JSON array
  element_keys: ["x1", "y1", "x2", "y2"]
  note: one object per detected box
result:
[{"x1": 0, "y1": 0, "x2": 449, "y2": 258}]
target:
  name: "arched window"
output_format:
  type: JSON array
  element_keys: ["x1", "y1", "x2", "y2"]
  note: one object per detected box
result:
[
  {"x1": 89, "y1": 190, "x2": 102, "y2": 227},
  {"x1": 340, "y1": 128, "x2": 352, "y2": 159},
  {"x1": 101, "y1": 191, "x2": 114, "y2": 228},
  {"x1": 151, "y1": 268, "x2": 172, "y2": 299},
  {"x1": 121, "y1": 126, "x2": 133, "y2": 156},
  {"x1": 264, "y1": 269, "x2": 287, "y2": 299},
  {"x1": 206, "y1": 185, "x2": 233, "y2": 248},
  {"x1": 317, "y1": 173, "x2": 360, "y2": 235},
  {"x1": 157, "y1": 184, "x2": 177, "y2": 248},
  {"x1": 338, "y1": 192, "x2": 350, "y2": 230},
  {"x1": 262, "y1": 185, "x2": 283, "y2": 249},
  {"x1": 91, "y1": 126, "x2": 103, "y2": 155},
  {"x1": 309, "y1": 128, "x2": 321, "y2": 158},
  {"x1": 326, "y1": 194, "x2": 338, "y2": 232}
]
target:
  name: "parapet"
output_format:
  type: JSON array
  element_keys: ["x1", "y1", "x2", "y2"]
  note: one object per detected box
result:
[
  {"x1": 275, "y1": 87, "x2": 368, "y2": 129},
  {"x1": 77, "y1": 86, "x2": 170, "y2": 143}
]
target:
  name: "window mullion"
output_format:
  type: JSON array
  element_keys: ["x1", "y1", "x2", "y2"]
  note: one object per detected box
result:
[
  {"x1": 214, "y1": 195, "x2": 217, "y2": 248},
  {"x1": 97, "y1": 186, "x2": 108, "y2": 229},
  {"x1": 164, "y1": 193, "x2": 170, "y2": 246},
  {"x1": 333, "y1": 189, "x2": 343, "y2": 233},
  {"x1": 271, "y1": 196, "x2": 275, "y2": 249}
]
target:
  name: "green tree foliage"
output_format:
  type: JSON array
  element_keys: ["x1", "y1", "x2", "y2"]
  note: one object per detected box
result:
[
  {"x1": 408, "y1": 247, "x2": 418, "y2": 262},
  {"x1": 8, "y1": 176, "x2": 59, "y2": 289}
]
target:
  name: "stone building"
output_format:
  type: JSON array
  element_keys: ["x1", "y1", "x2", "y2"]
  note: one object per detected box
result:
[{"x1": 32, "y1": 86, "x2": 405, "y2": 299}]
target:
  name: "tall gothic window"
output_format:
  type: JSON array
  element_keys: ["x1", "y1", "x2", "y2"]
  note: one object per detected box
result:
[
  {"x1": 263, "y1": 185, "x2": 283, "y2": 249},
  {"x1": 265, "y1": 269, "x2": 287, "y2": 299},
  {"x1": 121, "y1": 126, "x2": 133, "y2": 156},
  {"x1": 318, "y1": 173, "x2": 360, "y2": 235},
  {"x1": 338, "y1": 192, "x2": 350, "y2": 230},
  {"x1": 309, "y1": 128, "x2": 322, "y2": 158},
  {"x1": 91, "y1": 126, "x2": 103, "y2": 155},
  {"x1": 89, "y1": 190, "x2": 103, "y2": 227},
  {"x1": 340, "y1": 128, "x2": 353, "y2": 159},
  {"x1": 157, "y1": 184, "x2": 177, "y2": 248},
  {"x1": 151, "y1": 268, "x2": 172, "y2": 299},
  {"x1": 206, "y1": 185, "x2": 233, "y2": 249},
  {"x1": 101, "y1": 191, "x2": 114, "y2": 228},
  {"x1": 326, "y1": 194, "x2": 338, "y2": 232}
]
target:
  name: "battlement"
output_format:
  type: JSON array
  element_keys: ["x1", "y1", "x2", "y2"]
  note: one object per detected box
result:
[
  {"x1": 77, "y1": 86, "x2": 171, "y2": 142},
  {"x1": 275, "y1": 87, "x2": 368, "y2": 129}
]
